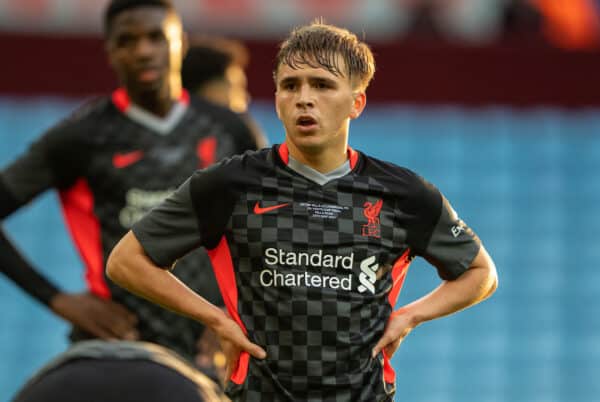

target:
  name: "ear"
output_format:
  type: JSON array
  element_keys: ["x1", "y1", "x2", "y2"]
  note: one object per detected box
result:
[{"x1": 349, "y1": 91, "x2": 366, "y2": 120}]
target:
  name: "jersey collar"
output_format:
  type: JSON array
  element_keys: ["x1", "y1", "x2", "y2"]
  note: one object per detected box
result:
[
  {"x1": 275, "y1": 143, "x2": 360, "y2": 186},
  {"x1": 111, "y1": 88, "x2": 190, "y2": 135},
  {"x1": 277, "y1": 143, "x2": 359, "y2": 169}
]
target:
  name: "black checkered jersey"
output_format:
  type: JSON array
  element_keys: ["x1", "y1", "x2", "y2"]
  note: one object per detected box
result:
[
  {"x1": 132, "y1": 143, "x2": 481, "y2": 401},
  {"x1": 0, "y1": 89, "x2": 259, "y2": 362}
]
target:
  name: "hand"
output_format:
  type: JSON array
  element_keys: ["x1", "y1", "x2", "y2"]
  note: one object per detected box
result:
[
  {"x1": 50, "y1": 292, "x2": 138, "y2": 340},
  {"x1": 372, "y1": 308, "x2": 416, "y2": 358},
  {"x1": 213, "y1": 315, "x2": 266, "y2": 381}
]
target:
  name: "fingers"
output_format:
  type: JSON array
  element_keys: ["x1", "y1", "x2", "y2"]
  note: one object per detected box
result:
[
  {"x1": 107, "y1": 299, "x2": 138, "y2": 325},
  {"x1": 92, "y1": 299, "x2": 139, "y2": 340},
  {"x1": 70, "y1": 293, "x2": 139, "y2": 340},
  {"x1": 217, "y1": 317, "x2": 266, "y2": 360},
  {"x1": 243, "y1": 340, "x2": 266, "y2": 360},
  {"x1": 372, "y1": 336, "x2": 389, "y2": 358},
  {"x1": 225, "y1": 333, "x2": 265, "y2": 360},
  {"x1": 85, "y1": 320, "x2": 119, "y2": 340},
  {"x1": 383, "y1": 338, "x2": 402, "y2": 358}
]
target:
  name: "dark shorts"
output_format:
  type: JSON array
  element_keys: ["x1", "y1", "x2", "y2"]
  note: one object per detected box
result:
[{"x1": 13, "y1": 358, "x2": 209, "y2": 402}]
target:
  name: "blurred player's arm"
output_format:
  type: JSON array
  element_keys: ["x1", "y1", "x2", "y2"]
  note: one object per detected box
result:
[{"x1": 0, "y1": 129, "x2": 137, "y2": 340}]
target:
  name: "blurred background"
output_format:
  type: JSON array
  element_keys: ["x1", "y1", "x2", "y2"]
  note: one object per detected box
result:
[{"x1": 1, "y1": 0, "x2": 599, "y2": 401}]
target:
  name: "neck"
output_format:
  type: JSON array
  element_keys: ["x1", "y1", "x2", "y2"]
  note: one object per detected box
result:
[
  {"x1": 285, "y1": 136, "x2": 349, "y2": 173},
  {"x1": 127, "y1": 74, "x2": 182, "y2": 117}
]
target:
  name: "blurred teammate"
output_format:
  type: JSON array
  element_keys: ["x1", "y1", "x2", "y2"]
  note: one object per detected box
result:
[
  {"x1": 182, "y1": 37, "x2": 250, "y2": 114},
  {"x1": 182, "y1": 37, "x2": 268, "y2": 149},
  {"x1": 13, "y1": 341, "x2": 227, "y2": 402},
  {"x1": 0, "y1": 0, "x2": 261, "y2": 367},
  {"x1": 107, "y1": 20, "x2": 498, "y2": 401}
]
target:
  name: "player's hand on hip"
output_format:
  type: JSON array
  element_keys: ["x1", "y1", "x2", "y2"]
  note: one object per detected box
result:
[
  {"x1": 50, "y1": 291, "x2": 139, "y2": 340},
  {"x1": 214, "y1": 315, "x2": 266, "y2": 378},
  {"x1": 372, "y1": 308, "x2": 415, "y2": 358}
]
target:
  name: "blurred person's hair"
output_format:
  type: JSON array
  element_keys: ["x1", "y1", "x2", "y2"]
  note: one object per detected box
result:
[
  {"x1": 274, "y1": 18, "x2": 375, "y2": 91},
  {"x1": 104, "y1": 0, "x2": 174, "y2": 35},
  {"x1": 182, "y1": 37, "x2": 250, "y2": 94}
]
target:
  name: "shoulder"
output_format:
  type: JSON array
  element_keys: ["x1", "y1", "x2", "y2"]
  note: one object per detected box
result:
[
  {"x1": 188, "y1": 95, "x2": 245, "y2": 125},
  {"x1": 190, "y1": 148, "x2": 269, "y2": 189},
  {"x1": 42, "y1": 96, "x2": 114, "y2": 147},
  {"x1": 359, "y1": 152, "x2": 431, "y2": 191},
  {"x1": 358, "y1": 151, "x2": 442, "y2": 211},
  {"x1": 187, "y1": 95, "x2": 255, "y2": 144}
]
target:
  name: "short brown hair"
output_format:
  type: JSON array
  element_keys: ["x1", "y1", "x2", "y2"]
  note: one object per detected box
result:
[{"x1": 274, "y1": 20, "x2": 375, "y2": 91}]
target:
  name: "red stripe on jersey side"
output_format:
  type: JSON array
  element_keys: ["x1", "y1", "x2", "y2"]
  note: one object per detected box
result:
[
  {"x1": 207, "y1": 236, "x2": 249, "y2": 385},
  {"x1": 382, "y1": 249, "x2": 412, "y2": 384},
  {"x1": 196, "y1": 136, "x2": 217, "y2": 168},
  {"x1": 387, "y1": 249, "x2": 411, "y2": 306},
  {"x1": 348, "y1": 147, "x2": 358, "y2": 169},
  {"x1": 111, "y1": 88, "x2": 129, "y2": 112},
  {"x1": 59, "y1": 179, "x2": 110, "y2": 299},
  {"x1": 111, "y1": 88, "x2": 190, "y2": 112}
]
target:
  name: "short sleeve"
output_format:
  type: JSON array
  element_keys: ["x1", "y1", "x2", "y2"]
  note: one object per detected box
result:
[
  {"x1": 131, "y1": 179, "x2": 203, "y2": 268},
  {"x1": 1, "y1": 121, "x2": 85, "y2": 206},
  {"x1": 422, "y1": 195, "x2": 481, "y2": 279},
  {"x1": 408, "y1": 177, "x2": 481, "y2": 280}
]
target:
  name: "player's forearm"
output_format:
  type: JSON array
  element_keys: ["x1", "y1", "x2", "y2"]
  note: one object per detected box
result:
[
  {"x1": 0, "y1": 226, "x2": 61, "y2": 305},
  {"x1": 106, "y1": 231, "x2": 227, "y2": 329},
  {"x1": 402, "y1": 246, "x2": 498, "y2": 327}
]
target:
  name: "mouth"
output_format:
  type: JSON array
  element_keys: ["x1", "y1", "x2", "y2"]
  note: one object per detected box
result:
[
  {"x1": 295, "y1": 115, "x2": 318, "y2": 131},
  {"x1": 136, "y1": 67, "x2": 161, "y2": 83}
]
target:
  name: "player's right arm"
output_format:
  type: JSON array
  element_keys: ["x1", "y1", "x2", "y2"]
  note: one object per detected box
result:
[
  {"x1": 107, "y1": 167, "x2": 266, "y2": 367},
  {"x1": 0, "y1": 120, "x2": 137, "y2": 340},
  {"x1": 107, "y1": 231, "x2": 265, "y2": 361}
]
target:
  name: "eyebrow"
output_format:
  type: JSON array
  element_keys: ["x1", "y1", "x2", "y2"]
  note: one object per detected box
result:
[
  {"x1": 278, "y1": 75, "x2": 338, "y2": 86},
  {"x1": 278, "y1": 77, "x2": 298, "y2": 86}
]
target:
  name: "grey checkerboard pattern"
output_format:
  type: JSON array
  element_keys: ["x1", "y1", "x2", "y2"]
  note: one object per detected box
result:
[{"x1": 225, "y1": 164, "x2": 407, "y2": 401}]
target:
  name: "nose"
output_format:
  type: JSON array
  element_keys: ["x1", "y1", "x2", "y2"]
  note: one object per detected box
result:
[
  {"x1": 296, "y1": 84, "x2": 314, "y2": 108},
  {"x1": 133, "y1": 37, "x2": 155, "y2": 60}
]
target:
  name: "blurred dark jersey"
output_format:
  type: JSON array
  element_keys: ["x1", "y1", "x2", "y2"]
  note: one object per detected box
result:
[
  {"x1": 132, "y1": 144, "x2": 481, "y2": 401},
  {"x1": 0, "y1": 89, "x2": 259, "y2": 362},
  {"x1": 13, "y1": 340, "x2": 226, "y2": 402}
]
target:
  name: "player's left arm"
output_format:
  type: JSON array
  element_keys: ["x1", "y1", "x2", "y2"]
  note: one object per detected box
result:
[
  {"x1": 373, "y1": 176, "x2": 498, "y2": 358},
  {"x1": 372, "y1": 245, "x2": 497, "y2": 358}
]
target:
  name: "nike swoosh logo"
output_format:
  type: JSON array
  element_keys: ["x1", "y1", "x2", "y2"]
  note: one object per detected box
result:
[
  {"x1": 113, "y1": 150, "x2": 144, "y2": 168},
  {"x1": 253, "y1": 202, "x2": 290, "y2": 215}
]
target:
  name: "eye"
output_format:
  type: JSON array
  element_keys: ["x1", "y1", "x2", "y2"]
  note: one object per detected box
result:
[
  {"x1": 314, "y1": 80, "x2": 332, "y2": 90},
  {"x1": 281, "y1": 82, "x2": 296, "y2": 91},
  {"x1": 115, "y1": 34, "x2": 134, "y2": 48},
  {"x1": 148, "y1": 30, "x2": 166, "y2": 43}
]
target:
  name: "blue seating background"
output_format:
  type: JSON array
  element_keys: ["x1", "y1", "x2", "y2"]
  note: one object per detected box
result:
[{"x1": 1, "y1": 97, "x2": 598, "y2": 402}]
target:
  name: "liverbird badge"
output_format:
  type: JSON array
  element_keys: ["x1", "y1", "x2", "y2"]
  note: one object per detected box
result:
[{"x1": 361, "y1": 199, "x2": 383, "y2": 238}]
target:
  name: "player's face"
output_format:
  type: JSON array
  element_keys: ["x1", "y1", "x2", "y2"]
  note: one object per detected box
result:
[
  {"x1": 275, "y1": 56, "x2": 365, "y2": 155},
  {"x1": 106, "y1": 7, "x2": 184, "y2": 96}
]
